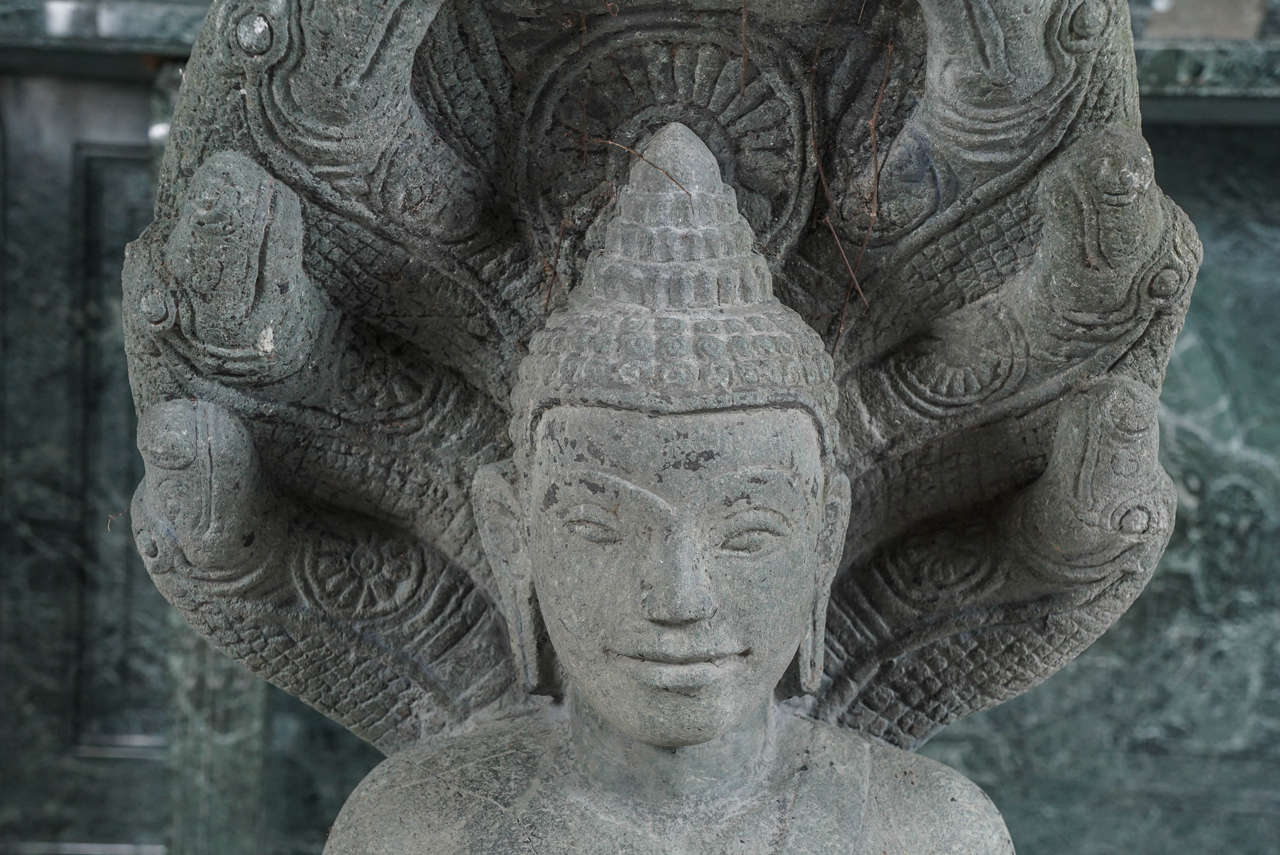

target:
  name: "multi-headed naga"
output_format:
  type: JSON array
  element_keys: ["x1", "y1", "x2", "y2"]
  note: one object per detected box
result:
[{"x1": 125, "y1": 1, "x2": 1199, "y2": 851}]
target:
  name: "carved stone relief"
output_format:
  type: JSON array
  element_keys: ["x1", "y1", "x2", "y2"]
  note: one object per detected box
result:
[{"x1": 121, "y1": 0, "x2": 1201, "y2": 849}]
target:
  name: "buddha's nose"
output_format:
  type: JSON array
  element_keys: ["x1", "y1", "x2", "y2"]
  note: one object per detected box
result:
[{"x1": 641, "y1": 528, "x2": 717, "y2": 626}]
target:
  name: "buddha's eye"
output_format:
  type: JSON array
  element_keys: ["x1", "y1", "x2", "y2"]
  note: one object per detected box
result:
[
  {"x1": 565, "y1": 518, "x2": 623, "y2": 545},
  {"x1": 718, "y1": 508, "x2": 791, "y2": 556},
  {"x1": 719, "y1": 526, "x2": 785, "y2": 556}
]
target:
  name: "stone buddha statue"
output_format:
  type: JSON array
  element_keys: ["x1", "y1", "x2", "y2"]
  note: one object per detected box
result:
[
  {"x1": 323, "y1": 122, "x2": 1013, "y2": 852},
  {"x1": 122, "y1": 0, "x2": 1202, "y2": 851}
]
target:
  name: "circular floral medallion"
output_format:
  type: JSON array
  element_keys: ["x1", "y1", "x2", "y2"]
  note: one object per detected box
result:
[
  {"x1": 886, "y1": 305, "x2": 1029, "y2": 417},
  {"x1": 299, "y1": 534, "x2": 429, "y2": 620},
  {"x1": 878, "y1": 521, "x2": 1000, "y2": 611}
]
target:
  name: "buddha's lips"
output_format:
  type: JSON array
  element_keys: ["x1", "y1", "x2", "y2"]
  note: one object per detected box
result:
[
  {"x1": 1100, "y1": 188, "x2": 1141, "y2": 207},
  {"x1": 606, "y1": 648, "x2": 751, "y2": 666}
]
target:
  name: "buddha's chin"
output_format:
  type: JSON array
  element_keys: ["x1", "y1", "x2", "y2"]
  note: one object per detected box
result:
[{"x1": 587, "y1": 680, "x2": 752, "y2": 749}]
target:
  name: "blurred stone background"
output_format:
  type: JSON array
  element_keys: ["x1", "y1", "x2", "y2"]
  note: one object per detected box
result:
[{"x1": 1, "y1": 1, "x2": 1277, "y2": 853}]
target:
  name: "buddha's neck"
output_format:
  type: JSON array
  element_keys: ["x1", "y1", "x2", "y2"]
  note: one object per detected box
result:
[{"x1": 567, "y1": 685, "x2": 777, "y2": 813}]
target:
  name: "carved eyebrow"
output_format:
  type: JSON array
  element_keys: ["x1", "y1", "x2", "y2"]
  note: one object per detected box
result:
[
  {"x1": 559, "y1": 469, "x2": 675, "y2": 515},
  {"x1": 709, "y1": 468, "x2": 811, "y2": 510},
  {"x1": 709, "y1": 467, "x2": 806, "y2": 493}
]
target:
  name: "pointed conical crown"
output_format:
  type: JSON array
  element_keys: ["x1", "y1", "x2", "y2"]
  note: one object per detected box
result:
[
  {"x1": 578, "y1": 122, "x2": 772, "y2": 309},
  {"x1": 511, "y1": 123, "x2": 839, "y2": 460}
]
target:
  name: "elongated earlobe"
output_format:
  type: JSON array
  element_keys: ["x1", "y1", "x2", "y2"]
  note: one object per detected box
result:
[
  {"x1": 801, "y1": 470, "x2": 852, "y2": 694},
  {"x1": 472, "y1": 462, "x2": 556, "y2": 694},
  {"x1": 798, "y1": 597, "x2": 828, "y2": 694}
]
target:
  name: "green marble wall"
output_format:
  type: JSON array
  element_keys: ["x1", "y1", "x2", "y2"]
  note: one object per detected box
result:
[
  {"x1": 0, "y1": 70, "x2": 377, "y2": 855},
  {"x1": 1131, "y1": 0, "x2": 1280, "y2": 39}
]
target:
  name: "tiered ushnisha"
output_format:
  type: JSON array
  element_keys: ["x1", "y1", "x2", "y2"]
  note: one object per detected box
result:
[{"x1": 510, "y1": 122, "x2": 840, "y2": 460}]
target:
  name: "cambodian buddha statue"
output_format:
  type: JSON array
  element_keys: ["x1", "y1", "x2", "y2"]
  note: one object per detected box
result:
[
  {"x1": 324, "y1": 122, "x2": 1014, "y2": 852},
  {"x1": 123, "y1": 0, "x2": 1201, "y2": 851}
]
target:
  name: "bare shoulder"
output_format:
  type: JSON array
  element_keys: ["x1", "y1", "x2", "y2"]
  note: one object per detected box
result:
[
  {"x1": 863, "y1": 739, "x2": 1015, "y2": 855},
  {"x1": 323, "y1": 715, "x2": 561, "y2": 855}
]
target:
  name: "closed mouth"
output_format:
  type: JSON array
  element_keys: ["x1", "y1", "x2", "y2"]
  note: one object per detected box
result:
[
  {"x1": 1100, "y1": 189, "x2": 1140, "y2": 207},
  {"x1": 607, "y1": 648, "x2": 751, "y2": 666}
]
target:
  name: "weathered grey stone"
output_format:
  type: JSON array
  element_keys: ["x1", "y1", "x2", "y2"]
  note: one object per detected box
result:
[
  {"x1": 122, "y1": 1, "x2": 1200, "y2": 851},
  {"x1": 322, "y1": 120, "x2": 1014, "y2": 854}
]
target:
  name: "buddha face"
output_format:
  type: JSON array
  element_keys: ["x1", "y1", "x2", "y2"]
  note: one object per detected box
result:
[{"x1": 515, "y1": 405, "x2": 844, "y2": 747}]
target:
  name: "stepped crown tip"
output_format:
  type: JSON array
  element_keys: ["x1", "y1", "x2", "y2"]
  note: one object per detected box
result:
[{"x1": 631, "y1": 122, "x2": 722, "y2": 194}]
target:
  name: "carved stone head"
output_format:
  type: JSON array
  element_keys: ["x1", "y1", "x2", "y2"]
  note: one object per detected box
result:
[{"x1": 472, "y1": 123, "x2": 851, "y2": 748}]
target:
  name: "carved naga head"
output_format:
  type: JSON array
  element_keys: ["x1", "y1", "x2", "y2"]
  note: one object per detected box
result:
[{"x1": 472, "y1": 123, "x2": 851, "y2": 748}]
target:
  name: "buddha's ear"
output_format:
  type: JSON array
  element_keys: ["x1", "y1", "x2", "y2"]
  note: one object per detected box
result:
[
  {"x1": 800, "y1": 469, "x2": 852, "y2": 694},
  {"x1": 819, "y1": 470, "x2": 852, "y2": 574},
  {"x1": 472, "y1": 462, "x2": 555, "y2": 695}
]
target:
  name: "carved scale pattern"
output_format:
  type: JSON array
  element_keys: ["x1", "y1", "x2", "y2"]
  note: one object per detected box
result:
[{"x1": 828, "y1": 577, "x2": 1142, "y2": 747}]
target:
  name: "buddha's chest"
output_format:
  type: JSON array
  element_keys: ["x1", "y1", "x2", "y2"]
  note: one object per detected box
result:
[{"x1": 444, "y1": 778, "x2": 870, "y2": 855}]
